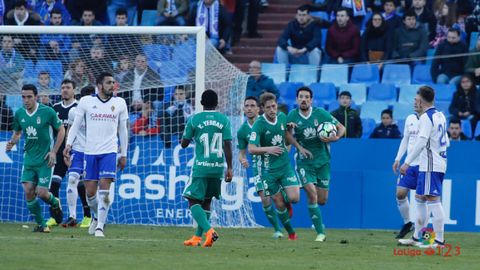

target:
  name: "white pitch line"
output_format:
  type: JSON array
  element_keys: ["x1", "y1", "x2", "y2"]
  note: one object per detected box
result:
[{"x1": 0, "y1": 235, "x2": 165, "y2": 242}]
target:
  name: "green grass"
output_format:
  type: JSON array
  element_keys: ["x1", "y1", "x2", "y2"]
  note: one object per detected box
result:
[{"x1": 0, "y1": 223, "x2": 478, "y2": 270}]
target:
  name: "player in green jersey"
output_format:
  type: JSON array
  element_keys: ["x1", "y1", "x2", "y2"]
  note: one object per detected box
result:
[
  {"x1": 237, "y1": 96, "x2": 283, "y2": 238},
  {"x1": 248, "y1": 92, "x2": 312, "y2": 240},
  {"x1": 287, "y1": 86, "x2": 345, "y2": 241},
  {"x1": 182, "y1": 89, "x2": 233, "y2": 247},
  {"x1": 6, "y1": 84, "x2": 66, "y2": 232}
]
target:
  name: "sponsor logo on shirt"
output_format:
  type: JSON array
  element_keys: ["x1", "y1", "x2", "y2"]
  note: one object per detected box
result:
[
  {"x1": 26, "y1": 126, "x2": 37, "y2": 138},
  {"x1": 89, "y1": 113, "x2": 118, "y2": 122}
]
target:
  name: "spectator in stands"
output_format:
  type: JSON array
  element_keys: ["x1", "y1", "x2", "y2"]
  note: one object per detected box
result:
[
  {"x1": 447, "y1": 118, "x2": 470, "y2": 140},
  {"x1": 449, "y1": 73, "x2": 479, "y2": 132},
  {"x1": 331, "y1": 91, "x2": 362, "y2": 138},
  {"x1": 105, "y1": 9, "x2": 141, "y2": 60},
  {"x1": 369, "y1": 109, "x2": 402, "y2": 138},
  {"x1": 36, "y1": 0, "x2": 71, "y2": 25},
  {"x1": 0, "y1": 95, "x2": 14, "y2": 131},
  {"x1": 465, "y1": 35, "x2": 480, "y2": 84},
  {"x1": 326, "y1": 7, "x2": 361, "y2": 64},
  {"x1": 67, "y1": 0, "x2": 107, "y2": 24},
  {"x1": 114, "y1": 7, "x2": 129, "y2": 26},
  {"x1": 157, "y1": 0, "x2": 188, "y2": 26},
  {"x1": 64, "y1": 58, "x2": 95, "y2": 89},
  {"x1": 132, "y1": 100, "x2": 161, "y2": 136},
  {"x1": 74, "y1": 8, "x2": 102, "y2": 26},
  {"x1": 37, "y1": 71, "x2": 53, "y2": 92},
  {"x1": 431, "y1": 2, "x2": 462, "y2": 47},
  {"x1": 246, "y1": 60, "x2": 280, "y2": 100},
  {"x1": 431, "y1": 28, "x2": 467, "y2": 85},
  {"x1": 87, "y1": 45, "x2": 112, "y2": 79},
  {"x1": 233, "y1": 0, "x2": 262, "y2": 44},
  {"x1": 39, "y1": 9, "x2": 70, "y2": 65},
  {"x1": 114, "y1": 55, "x2": 131, "y2": 84},
  {"x1": 361, "y1": 12, "x2": 391, "y2": 63},
  {"x1": 391, "y1": 10, "x2": 428, "y2": 65},
  {"x1": 412, "y1": 0, "x2": 437, "y2": 42},
  {"x1": 38, "y1": 91, "x2": 53, "y2": 107},
  {"x1": 189, "y1": 0, "x2": 231, "y2": 53},
  {"x1": 161, "y1": 85, "x2": 193, "y2": 148},
  {"x1": 466, "y1": 0, "x2": 480, "y2": 33},
  {"x1": 0, "y1": 35, "x2": 25, "y2": 92},
  {"x1": 69, "y1": 9, "x2": 105, "y2": 60},
  {"x1": 276, "y1": 5, "x2": 322, "y2": 66},
  {"x1": 383, "y1": 0, "x2": 403, "y2": 33},
  {"x1": 107, "y1": 0, "x2": 136, "y2": 26},
  {"x1": 120, "y1": 53, "x2": 164, "y2": 112}
]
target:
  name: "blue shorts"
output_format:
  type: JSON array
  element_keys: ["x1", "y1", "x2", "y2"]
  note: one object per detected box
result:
[
  {"x1": 397, "y1": 165, "x2": 419, "y2": 190},
  {"x1": 416, "y1": 171, "x2": 444, "y2": 197},
  {"x1": 84, "y1": 153, "x2": 117, "y2": 181},
  {"x1": 68, "y1": 150, "x2": 84, "y2": 175}
]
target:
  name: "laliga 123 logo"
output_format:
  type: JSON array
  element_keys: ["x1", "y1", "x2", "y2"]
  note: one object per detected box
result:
[{"x1": 419, "y1": 227, "x2": 436, "y2": 245}]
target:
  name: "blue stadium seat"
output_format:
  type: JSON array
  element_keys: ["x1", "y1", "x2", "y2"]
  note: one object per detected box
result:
[
  {"x1": 433, "y1": 84, "x2": 455, "y2": 102},
  {"x1": 393, "y1": 103, "x2": 412, "y2": 121},
  {"x1": 382, "y1": 64, "x2": 411, "y2": 86},
  {"x1": 159, "y1": 62, "x2": 188, "y2": 85},
  {"x1": 398, "y1": 84, "x2": 421, "y2": 104},
  {"x1": 362, "y1": 118, "x2": 377, "y2": 138},
  {"x1": 462, "y1": 120, "x2": 472, "y2": 139},
  {"x1": 141, "y1": 10, "x2": 157, "y2": 26},
  {"x1": 320, "y1": 64, "x2": 349, "y2": 86},
  {"x1": 262, "y1": 63, "x2": 287, "y2": 84},
  {"x1": 350, "y1": 64, "x2": 380, "y2": 85},
  {"x1": 368, "y1": 83, "x2": 397, "y2": 104},
  {"x1": 340, "y1": 83, "x2": 367, "y2": 105},
  {"x1": 361, "y1": 101, "x2": 390, "y2": 123},
  {"x1": 309, "y1": 82, "x2": 336, "y2": 108},
  {"x1": 35, "y1": 60, "x2": 63, "y2": 89},
  {"x1": 470, "y1": 32, "x2": 479, "y2": 50},
  {"x1": 278, "y1": 82, "x2": 304, "y2": 101},
  {"x1": 426, "y1": 49, "x2": 435, "y2": 66},
  {"x1": 289, "y1": 64, "x2": 318, "y2": 84},
  {"x1": 310, "y1": 11, "x2": 329, "y2": 21},
  {"x1": 397, "y1": 119, "x2": 406, "y2": 134},
  {"x1": 321, "y1": 29, "x2": 327, "y2": 48},
  {"x1": 474, "y1": 122, "x2": 480, "y2": 139},
  {"x1": 435, "y1": 101, "x2": 450, "y2": 114},
  {"x1": 143, "y1": 44, "x2": 172, "y2": 62},
  {"x1": 412, "y1": 64, "x2": 433, "y2": 84},
  {"x1": 6, "y1": 95, "x2": 22, "y2": 113}
]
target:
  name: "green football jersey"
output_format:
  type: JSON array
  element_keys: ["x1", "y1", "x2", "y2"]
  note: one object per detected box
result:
[
  {"x1": 237, "y1": 119, "x2": 260, "y2": 175},
  {"x1": 12, "y1": 104, "x2": 62, "y2": 167},
  {"x1": 182, "y1": 111, "x2": 232, "y2": 178},
  {"x1": 249, "y1": 112, "x2": 289, "y2": 174},
  {"x1": 287, "y1": 107, "x2": 338, "y2": 165}
]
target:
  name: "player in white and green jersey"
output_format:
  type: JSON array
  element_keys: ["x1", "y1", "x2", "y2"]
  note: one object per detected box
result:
[
  {"x1": 287, "y1": 86, "x2": 345, "y2": 242},
  {"x1": 182, "y1": 90, "x2": 233, "y2": 248},
  {"x1": 6, "y1": 84, "x2": 66, "y2": 233},
  {"x1": 248, "y1": 92, "x2": 312, "y2": 240},
  {"x1": 237, "y1": 96, "x2": 283, "y2": 238}
]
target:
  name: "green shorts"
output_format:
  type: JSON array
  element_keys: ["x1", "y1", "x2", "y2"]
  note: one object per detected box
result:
[
  {"x1": 21, "y1": 164, "x2": 54, "y2": 189},
  {"x1": 183, "y1": 177, "x2": 222, "y2": 201},
  {"x1": 297, "y1": 163, "x2": 330, "y2": 189},
  {"x1": 262, "y1": 168, "x2": 299, "y2": 197}
]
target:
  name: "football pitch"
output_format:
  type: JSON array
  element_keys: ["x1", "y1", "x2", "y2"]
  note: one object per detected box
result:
[{"x1": 0, "y1": 223, "x2": 478, "y2": 270}]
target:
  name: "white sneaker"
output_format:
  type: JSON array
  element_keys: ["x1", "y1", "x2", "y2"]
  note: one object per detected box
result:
[
  {"x1": 88, "y1": 218, "x2": 98, "y2": 235},
  {"x1": 94, "y1": 228, "x2": 104, "y2": 237},
  {"x1": 272, "y1": 231, "x2": 284, "y2": 239},
  {"x1": 398, "y1": 238, "x2": 421, "y2": 246},
  {"x1": 315, "y1": 233, "x2": 326, "y2": 242}
]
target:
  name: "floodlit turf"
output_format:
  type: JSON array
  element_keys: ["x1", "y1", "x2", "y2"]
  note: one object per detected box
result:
[{"x1": 0, "y1": 223, "x2": 478, "y2": 270}]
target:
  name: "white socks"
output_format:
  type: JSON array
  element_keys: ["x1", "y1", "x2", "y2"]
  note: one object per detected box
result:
[
  {"x1": 413, "y1": 198, "x2": 428, "y2": 239},
  {"x1": 66, "y1": 173, "x2": 80, "y2": 219},
  {"x1": 87, "y1": 194, "x2": 98, "y2": 218},
  {"x1": 396, "y1": 197, "x2": 410, "y2": 224},
  {"x1": 96, "y1": 190, "x2": 111, "y2": 231},
  {"x1": 428, "y1": 200, "x2": 445, "y2": 243}
]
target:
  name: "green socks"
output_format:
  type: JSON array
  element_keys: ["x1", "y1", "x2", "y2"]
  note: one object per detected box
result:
[
  {"x1": 263, "y1": 205, "x2": 281, "y2": 232},
  {"x1": 194, "y1": 210, "x2": 211, "y2": 237},
  {"x1": 27, "y1": 199, "x2": 45, "y2": 226},
  {"x1": 308, "y1": 204, "x2": 325, "y2": 234},
  {"x1": 277, "y1": 208, "x2": 295, "y2": 234},
  {"x1": 190, "y1": 204, "x2": 211, "y2": 234},
  {"x1": 46, "y1": 193, "x2": 59, "y2": 208}
]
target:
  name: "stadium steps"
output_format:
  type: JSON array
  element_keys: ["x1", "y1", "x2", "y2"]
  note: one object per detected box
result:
[{"x1": 230, "y1": 0, "x2": 305, "y2": 72}]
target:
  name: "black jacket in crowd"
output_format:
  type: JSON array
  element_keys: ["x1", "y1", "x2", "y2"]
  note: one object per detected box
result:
[
  {"x1": 369, "y1": 124, "x2": 402, "y2": 139},
  {"x1": 277, "y1": 19, "x2": 322, "y2": 51},
  {"x1": 431, "y1": 40, "x2": 468, "y2": 81},
  {"x1": 331, "y1": 106, "x2": 362, "y2": 138},
  {"x1": 360, "y1": 23, "x2": 391, "y2": 61},
  {"x1": 449, "y1": 89, "x2": 480, "y2": 119}
]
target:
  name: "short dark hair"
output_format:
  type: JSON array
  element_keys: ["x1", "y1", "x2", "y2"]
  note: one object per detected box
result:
[
  {"x1": 449, "y1": 118, "x2": 461, "y2": 126},
  {"x1": 175, "y1": 85, "x2": 185, "y2": 92},
  {"x1": 297, "y1": 4, "x2": 310, "y2": 13},
  {"x1": 50, "y1": 8, "x2": 62, "y2": 17},
  {"x1": 116, "y1": 8, "x2": 128, "y2": 17},
  {"x1": 14, "y1": 0, "x2": 27, "y2": 8},
  {"x1": 244, "y1": 96, "x2": 259, "y2": 106},
  {"x1": 403, "y1": 9, "x2": 417, "y2": 20},
  {"x1": 384, "y1": 0, "x2": 396, "y2": 5},
  {"x1": 201, "y1": 89, "x2": 218, "y2": 108},
  {"x1": 417, "y1": 86, "x2": 435, "y2": 103},
  {"x1": 38, "y1": 71, "x2": 50, "y2": 76},
  {"x1": 259, "y1": 92, "x2": 277, "y2": 107},
  {"x1": 80, "y1": 85, "x2": 95, "y2": 97},
  {"x1": 381, "y1": 109, "x2": 393, "y2": 118},
  {"x1": 96, "y1": 72, "x2": 114, "y2": 85},
  {"x1": 296, "y1": 86, "x2": 313, "y2": 98},
  {"x1": 22, "y1": 84, "x2": 38, "y2": 95},
  {"x1": 336, "y1": 7, "x2": 349, "y2": 16},
  {"x1": 448, "y1": 27, "x2": 461, "y2": 36},
  {"x1": 61, "y1": 79, "x2": 76, "y2": 89},
  {"x1": 339, "y1": 91, "x2": 352, "y2": 98},
  {"x1": 82, "y1": 9, "x2": 94, "y2": 15}
]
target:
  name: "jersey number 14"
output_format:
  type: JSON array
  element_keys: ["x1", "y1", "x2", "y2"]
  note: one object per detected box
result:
[{"x1": 199, "y1": 133, "x2": 223, "y2": 158}]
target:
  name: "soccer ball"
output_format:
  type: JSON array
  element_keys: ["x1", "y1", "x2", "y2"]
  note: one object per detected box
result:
[{"x1": 317, "y1": 122, "x2": 337, "y2": 139}]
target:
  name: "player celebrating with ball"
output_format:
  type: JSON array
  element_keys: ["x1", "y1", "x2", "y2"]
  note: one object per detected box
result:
[{"x1": 287, "y1": 86, "x2": 345, "y2": 242}]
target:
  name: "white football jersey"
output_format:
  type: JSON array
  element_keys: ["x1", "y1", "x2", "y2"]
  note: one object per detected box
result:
[
  {"x1": 418, "y1": 107, "x2": 449, "y2": 173},
  {"x1": 68, "y1": 106, "x2": 86, "y2": 152},
  {"x1": 404, "y1": 114, "x2": 420, "y2": 166},
  {"x1": 74, "y1": 95, "x2": 129, "y2": 155}
]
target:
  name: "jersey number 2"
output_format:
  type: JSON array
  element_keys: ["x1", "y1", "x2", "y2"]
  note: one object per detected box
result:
[
  {"x1": 438, "y1": 124, "x2": 447, "y2": 146},
  {"x1": 200, "y1": 133, "x2": 223, "y2": 158}
]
